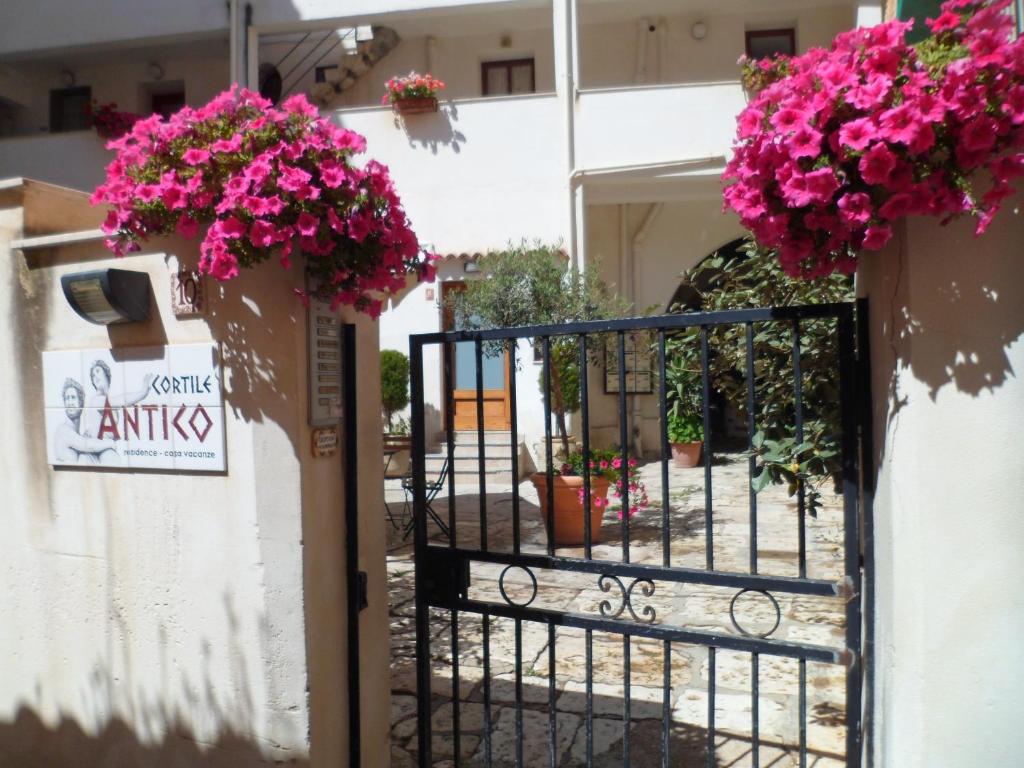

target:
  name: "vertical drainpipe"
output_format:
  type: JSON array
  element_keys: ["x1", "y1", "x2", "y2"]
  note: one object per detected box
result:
[
  {"x1": 656, "y1": 19, "x2": 667, "y2": 83},
  {"x1": 634, "y1": 18, "x2": 649, "y2": 84},
  {"x1": 228, "y1": 0, "x2": 252, "y2": 88},
  {"x1": 562, "y1": 0, "x2": 579, "y2": 266},
  {"x1": 425, "y1": 36, "x2": 437, "y2": 75},
  {"x1": 228, "y1": 0, "x2": 239, "y2": 85}
]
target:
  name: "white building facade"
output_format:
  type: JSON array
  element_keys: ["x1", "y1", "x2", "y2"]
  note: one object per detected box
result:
[{"x1": 0, "y1": 0, "x2": 883, "y2": 459}]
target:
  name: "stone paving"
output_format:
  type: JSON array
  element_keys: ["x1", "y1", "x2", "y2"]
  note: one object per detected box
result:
[{"x1": 386, "y1": 454, "x2": 851, "y2": 767}]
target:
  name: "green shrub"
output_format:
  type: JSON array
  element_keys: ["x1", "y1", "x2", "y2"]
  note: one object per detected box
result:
[{"x1": 380, "y1": 349, "x2": 410, "y2": 432}]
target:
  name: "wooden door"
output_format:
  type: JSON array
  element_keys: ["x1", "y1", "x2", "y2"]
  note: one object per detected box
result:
[{"x1": 441, "y1": 282, "x2": 511, "y2": 431}]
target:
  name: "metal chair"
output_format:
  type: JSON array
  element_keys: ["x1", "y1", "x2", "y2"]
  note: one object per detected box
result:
[{"x1": 401, "y1": 456, "x2": 451, "y2": 540}]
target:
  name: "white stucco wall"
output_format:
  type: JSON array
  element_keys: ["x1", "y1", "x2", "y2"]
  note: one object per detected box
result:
[
  {"x1": 0, "y1": 181, "x2": 390, "y2": 767},
  {"x1": 332, "y1": 93, "x2": 566, "y2": 253},
  {"x1": 577, "y1": 3, "x2": 855, "y2": 88},
  {"x1": 859, "y1": 202, "x2": 1024, "y2": 767}
]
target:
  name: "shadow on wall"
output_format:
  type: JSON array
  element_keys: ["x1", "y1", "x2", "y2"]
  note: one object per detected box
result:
[
  {"x1": 202, "y1": 278, "x2": 301, "y2": 457},
  {"x1": 0, "y1": 707, "x2": 308, "y2": 768},
  {"x1": 0, "y1": 597, "x2": 307, "y2": 767},
  {"x1": 879, "y1": 216, "x2": 1024, "y2": 408},
  {"x1": 396, "y1": 102, "x2": 467, "y2": 155}
]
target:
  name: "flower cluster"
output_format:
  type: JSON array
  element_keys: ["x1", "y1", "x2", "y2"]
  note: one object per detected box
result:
[
  {"x1": 560, "y1": 448, "x2": 650, "y2": 519},
  {"x1": 92, "y1": 87, "x2": 437, "y2": 316},
  {"x1": 88, "y1": 101, "x2": 140, "y2": 140},
  {"x1": 381, "y1": 72, "x2": 445, "y2": 104},
  {"x1": 724, "y1": 0, "x2": 1024, "y2": 278},
  {"x1": 737, "y1": 54, "x2": 792, "y2": 93}
]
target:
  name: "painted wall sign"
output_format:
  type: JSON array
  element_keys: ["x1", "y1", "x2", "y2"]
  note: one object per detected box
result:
[{"x1": 43, "y1": 343, "x2": 225, "y2": 471}]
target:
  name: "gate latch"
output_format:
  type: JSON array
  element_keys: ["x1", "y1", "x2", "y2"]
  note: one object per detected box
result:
[{"x1": 422, "y1": 548, "x2": 470, "y2": 608}]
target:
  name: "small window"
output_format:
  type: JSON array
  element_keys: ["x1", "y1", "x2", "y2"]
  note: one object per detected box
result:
[
  {"x1": 745, "y1": 28, "x2": 796, "y2": 60},
  {"x1": 481, "y1": 58, "x2": 535, "y2": 96},
  {"x1": 151, "y1": 90, "x2": 185, "y2": 120},
  {"x1": 49, "y1": 86, "x2": 92, "y2": 132}
]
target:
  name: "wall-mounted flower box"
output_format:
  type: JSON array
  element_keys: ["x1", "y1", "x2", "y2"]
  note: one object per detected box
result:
[
  {"x1": 393, "y1": 96, "x2": 438, "y2": 115},
  {"x1": 383, "y1": 72, "x2": 444, "y2": 116}
]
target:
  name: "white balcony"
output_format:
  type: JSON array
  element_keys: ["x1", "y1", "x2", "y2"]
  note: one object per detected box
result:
[
  {"x1": 332, "y1": 93, "x2": 566, "y2": 252},
  {"x1": 0, "y1": 131, "x2": 110, "y2": 193},
  {"x1": 576, "y1": 82, "x2": 745, "y2": 174}
]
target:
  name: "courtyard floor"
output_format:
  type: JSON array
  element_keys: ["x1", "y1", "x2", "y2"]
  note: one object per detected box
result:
[{"x1": 385, "y1": 454, "x2": 851, "y2": 767}]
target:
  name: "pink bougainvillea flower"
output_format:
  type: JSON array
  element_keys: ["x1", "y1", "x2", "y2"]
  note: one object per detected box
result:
[
  {"x1": 862, "y1": 224, "x2": 893, "y2": 250},
  {"x1": 859, "y1": 143, "x2": 898, "y2": 185},
  {"x1": 182, "y1": 148, "x2": 210, "y2": 166},
  {"x1": 296, "y1": 211, "x2": 319, "y2": 237},
  {"x1": 837, "y1": 192, "x2": 872, "y2": 225},
  {"x1": 838, "y1": 117, "x2": 876, "y2": 151}
]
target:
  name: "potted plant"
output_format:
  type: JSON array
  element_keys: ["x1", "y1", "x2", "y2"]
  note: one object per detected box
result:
[
  {"x1": 532, "y1": 448, "x2": 649, "y2": 546},
  {"x1": 87, "y1": 100, "x2": 139, "y2": 140},
  {"x1": 663, "y1": 343, "x2": 704, "y2": 468},
  {"x1": 667, "y1": 408, "x2": 703, "y2": 468},
  {"x1": 382, "y1": 72, "x2": 445, "y2": 115}
]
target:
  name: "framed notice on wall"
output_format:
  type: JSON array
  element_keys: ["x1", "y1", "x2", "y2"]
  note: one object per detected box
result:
[
  {"x1": 42, "y1": 343, "x2": 225, "y2": 470},
  {"x1": 603, "y1": 331, "x2": 654, "y2": 394}
]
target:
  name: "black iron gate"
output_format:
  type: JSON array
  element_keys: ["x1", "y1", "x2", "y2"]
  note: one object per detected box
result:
[{"x1": 408, "y1": 303, "x2": 869, "y2": 767}]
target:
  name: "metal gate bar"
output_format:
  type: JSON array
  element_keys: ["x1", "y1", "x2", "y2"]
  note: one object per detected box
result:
[{"x1": 409, "y1": 303, "x2": 867, "y2": 768}]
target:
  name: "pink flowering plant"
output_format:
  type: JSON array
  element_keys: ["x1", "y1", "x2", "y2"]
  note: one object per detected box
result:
[
  {"x1": 559, "y1": 448, "x2": 650, "y2": 520},
  {"x1": 92, "y1": 86, "x2": 437, "y2": 316},
  {"x1": 737, "y1": 54, "x2": 792, "y2": 93},
  {"x1": 88, "y1": 101, "x2": 140, "y2": 140},
  {"x1": 381, "y1": 72, "x2": 445, "y2": 105},
  {"x1": 724, "y1": 0, "x2": 1024, "y2": 278}
]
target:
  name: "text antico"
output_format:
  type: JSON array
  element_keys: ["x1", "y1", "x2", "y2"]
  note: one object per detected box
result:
[{"x1": 97, "y1": 403, "x2": 214, "y2": 443}]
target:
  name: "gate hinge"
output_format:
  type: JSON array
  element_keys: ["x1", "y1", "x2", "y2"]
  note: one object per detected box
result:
[{"x1": 422, "y1": 548, "x2": 470, "y2": 608}]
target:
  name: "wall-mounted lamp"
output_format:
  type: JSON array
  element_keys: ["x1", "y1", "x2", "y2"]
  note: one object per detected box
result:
[
  {"x1": 59, "y1": 68, "x2": 76, "y2": 87},
  {"x1": 463, "y1": 258, "x2": 480, "y2": 274},
  {"x1": 691, "y1": 22, "x2": 708, "y2": 41},
  {"x1": 147, "y1": 61, "x2": 165, "y2": 81},
  {"x1": 61, "y1": 269, "x2": 151, "y2": 325}
]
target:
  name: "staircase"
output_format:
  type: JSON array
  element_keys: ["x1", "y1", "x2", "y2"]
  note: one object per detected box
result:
[{"x1": 423, "y1": 431, "x2": 529, "y2": 486}]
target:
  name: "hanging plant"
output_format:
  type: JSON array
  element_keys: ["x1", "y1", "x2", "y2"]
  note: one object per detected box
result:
[
  {"x1": 87, "y1": 101, "x2": 140, "y2": 140},
  {"x1": 723, "y1": 0, "x2": 1024, "y2": 279},
  {"x1": 92, "y1": 86, "x2": 437, "y2": 317}
]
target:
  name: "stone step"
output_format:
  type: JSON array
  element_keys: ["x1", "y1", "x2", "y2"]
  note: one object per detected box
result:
[
  {"x1": 425, "y1": 454, "x2": 514, "y2": 472},
  {"x1": 439, "y1": 430, "x2": 522, "y2": 447},
  {"x1": 424, "y1": 453, "x2": 522, "y2": 486}
]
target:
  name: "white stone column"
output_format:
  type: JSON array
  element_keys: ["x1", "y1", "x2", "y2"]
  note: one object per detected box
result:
[{"x1": 857, "y1": 201, "x2": 1024, "y2": 767}]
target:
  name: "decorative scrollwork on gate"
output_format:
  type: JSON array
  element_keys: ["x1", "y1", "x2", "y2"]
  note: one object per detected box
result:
[
  {"x1": 728, "y1": 588, "x2": 782, "y2": 638},
  {"x1": 498, "y1": 565, "x2": 538, "y2": 608},
  {"x1": 598, "y1": 574, "x2": 657, "y2": 624}
]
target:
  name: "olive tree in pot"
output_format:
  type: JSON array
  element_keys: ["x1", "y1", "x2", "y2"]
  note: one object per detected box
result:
[{"x1": 446, "y1": 242, "x2": 632, "y2": 545}]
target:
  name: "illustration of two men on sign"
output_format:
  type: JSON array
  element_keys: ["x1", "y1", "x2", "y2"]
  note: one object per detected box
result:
[{"x1": 54, "y1": 359, "x2": 153, "y2": 465}]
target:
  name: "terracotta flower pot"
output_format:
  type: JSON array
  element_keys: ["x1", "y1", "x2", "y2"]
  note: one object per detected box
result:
[
  {"x1": 671, "y1": 441, "x2": 703, "y2": 468},
  {"x1": 530, "y1": 473, "x2": 611, "y2": 546},
  {"x1": 393, "y1": 96, "x2": 438, "y2": 115}
]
